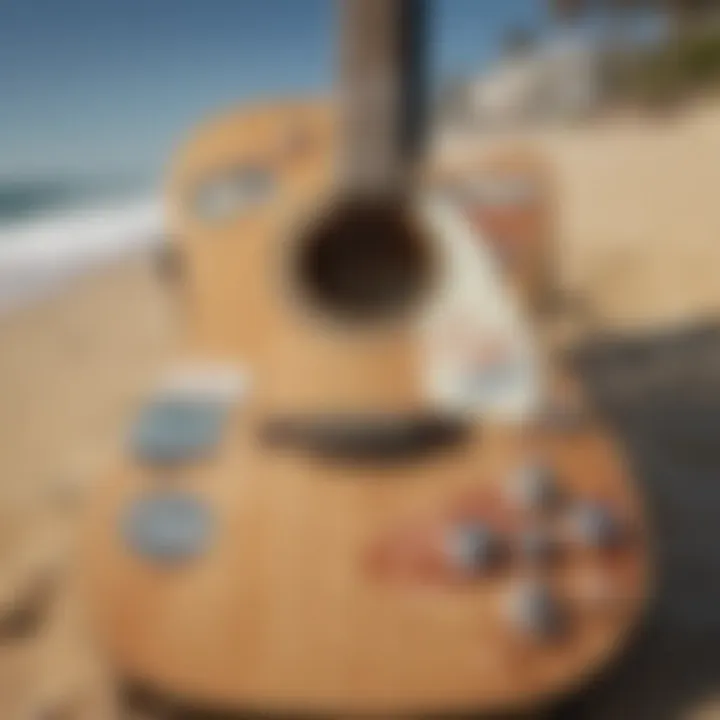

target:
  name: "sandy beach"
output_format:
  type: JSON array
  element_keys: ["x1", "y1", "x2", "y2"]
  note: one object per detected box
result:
[
  {"x1": 441, "y1": 98, "x2": 720, "y2": 330},
  {"x1": 0, "y1": 254, "x2": 178, "y2": 717},
  {"x1": 2, "y1": 101, "x2": 720, "y2": 717}
]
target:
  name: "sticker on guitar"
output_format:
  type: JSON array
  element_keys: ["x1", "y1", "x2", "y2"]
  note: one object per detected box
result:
[{"x1": 418, "y1": 197, "x2": 540, "y2": 422}]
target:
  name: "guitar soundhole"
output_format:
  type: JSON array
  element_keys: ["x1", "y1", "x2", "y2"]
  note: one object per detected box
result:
[{"x1": 296, "y1": 198, "x2": 434, "y2": 323}]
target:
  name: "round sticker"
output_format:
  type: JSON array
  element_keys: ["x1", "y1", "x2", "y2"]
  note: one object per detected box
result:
[{"x1": 122, "y1": 493, "x2": 214, "y2": 564}]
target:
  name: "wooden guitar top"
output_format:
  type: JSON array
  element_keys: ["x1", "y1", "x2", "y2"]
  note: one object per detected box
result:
[{"x1": 81, "y1": 101, "x2": 649, "y2": 716}]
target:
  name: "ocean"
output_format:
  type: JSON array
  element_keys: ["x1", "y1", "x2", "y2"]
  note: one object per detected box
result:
[
  {"x1": 0, "y1": 178, "x2": 164, "y2": 313},
  {"x1": 0, "y1": 177, "x2": 154, "y2": 226}
]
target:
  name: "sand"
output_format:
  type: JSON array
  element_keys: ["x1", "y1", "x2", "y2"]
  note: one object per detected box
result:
[
  {"x1": 0, "y1": 256, "x2": 176, "y2": 717},
  {"x1": 2, "y1": 100, "x2": 720, "y2": 717},
  {"x1": 441, "y1": 98, "x2": 720, "y2": 330}
]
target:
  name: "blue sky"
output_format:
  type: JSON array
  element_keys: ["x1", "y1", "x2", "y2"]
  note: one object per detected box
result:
[{"x1": 0, "y1": 1, "x2": 550, "y2": 180}]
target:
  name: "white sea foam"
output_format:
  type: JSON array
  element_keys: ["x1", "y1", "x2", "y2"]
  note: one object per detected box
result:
[{"x1": 0, "y1": 198, "x2": 165, "y2": 313}]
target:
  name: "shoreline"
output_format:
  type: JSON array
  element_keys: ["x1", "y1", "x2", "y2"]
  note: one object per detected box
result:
[{"x1": 0, "y1": 199, "x2": 164, "y2": 316}]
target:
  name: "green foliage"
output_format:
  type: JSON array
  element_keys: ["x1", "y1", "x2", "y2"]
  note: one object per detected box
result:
[
  {"x1": 677, "y1": 28, "x2": 720, "y2": 84},
  {"x1": 629, "y1": 27, "x2": 720, "y2": 105}
]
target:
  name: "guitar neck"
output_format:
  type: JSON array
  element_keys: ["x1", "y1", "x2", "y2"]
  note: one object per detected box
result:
[{"x1": 338, "y1": 0, "x2": 430, "y2": 197}]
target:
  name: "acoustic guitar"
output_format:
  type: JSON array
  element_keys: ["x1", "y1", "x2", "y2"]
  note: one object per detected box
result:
[{"x1": 82, "y1": 1, "x2": 649, "y2": 716}]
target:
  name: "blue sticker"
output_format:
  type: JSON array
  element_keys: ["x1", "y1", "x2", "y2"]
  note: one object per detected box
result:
[
  {"x1": 122, "y1": 493, "x2": 214, "y2": 564},
  {"x1": 130, "y1": 398, "x2": 229, "y2": 465},
  {"x1": 510, "y1": 582, "x2": 565, "y2": 639},
  {"x1": 574, "y1": 504, "x2": 624, "y2": 550},
  {"x1": 446, "y1": 523, "x2": 506, "y2": 573}
]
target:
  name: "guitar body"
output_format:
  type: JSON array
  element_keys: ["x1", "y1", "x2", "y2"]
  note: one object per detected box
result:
[{"x1": 82, "y1": 100, "x2": 649, "y2": 717}]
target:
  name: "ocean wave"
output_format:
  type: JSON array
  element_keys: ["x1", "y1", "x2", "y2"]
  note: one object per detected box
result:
[{"x1": 0, "y1": 198, "x2": 165, "y2": 313}]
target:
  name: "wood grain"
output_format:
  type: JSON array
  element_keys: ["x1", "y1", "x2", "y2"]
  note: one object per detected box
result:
[{"x1": 81, "y1": 100, "x2": 649, "y2": 716}]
